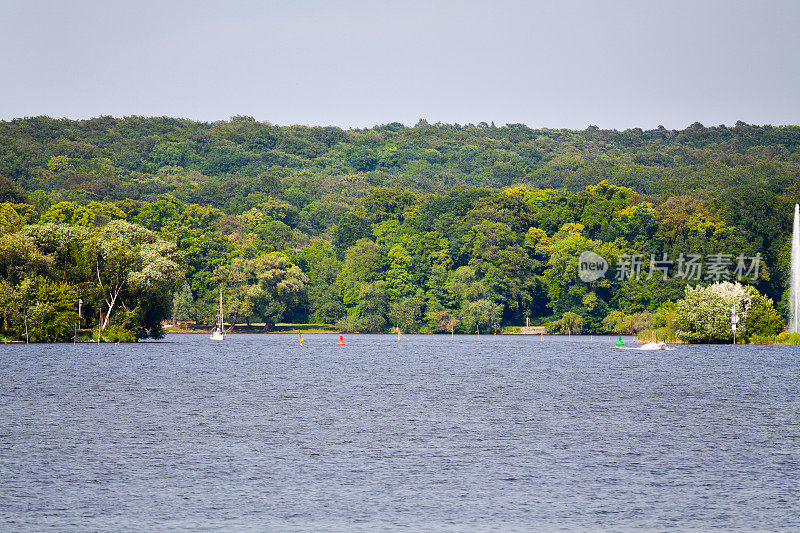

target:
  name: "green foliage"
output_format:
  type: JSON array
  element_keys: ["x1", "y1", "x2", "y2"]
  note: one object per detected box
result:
[
  {"x1": 460, "y1": 299, "x2": 503, "y2": 334},
  {"x1": 775, "y1": 332, "x2": 800, "y2": 345},
  {"x1": 333, "y1": 213, "x2": 371, "y2": 259},
  {"x1": 351, "y1": 280, "x2": 389, "y2": 332},
  {"x1": 3, "y1": 117, "x2": 800, "y2": 339},
  {"x1": 362, "y1": 187, "x2": 416, "y2": 223},
  {"x1": 548, "y1": 311, "x2": 584, "y2": 335},
  {"x1": 40, "y1": 201, "x2": 95, "y2": 226},
  {"x1": 675, "y1": 282, "x2": 780, "y2": 343},
  {"x1": 0, "y1": 203, "x2": 24, "y2": 235},
  {"x1": 388, "y1": 289, "x2": 426, "y2": 332},
  {"x1": 602, "y1": 309, "x2": 654, "y2": 334},
  {"x1": 676, "y1": 284, "x2": 738, "y2": 343},
  {"x1": 172, "y1": 283, "x2": 196, "y2": 323},
  {"x1": 741, "y1": 289, "x2": 784, "y2": 341},
  {"x1": 100, "y1": 324, "x2": 137, "y2": 343},
  {"x1": 27, "y1": 278, "x2": 79, "y2": 342}
]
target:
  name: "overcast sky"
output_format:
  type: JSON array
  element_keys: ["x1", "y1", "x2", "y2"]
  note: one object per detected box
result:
[{"x1": 1, "y1": 0, "x2": 798, "y2": 130}]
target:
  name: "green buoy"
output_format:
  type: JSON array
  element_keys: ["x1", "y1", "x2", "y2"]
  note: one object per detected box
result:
[{"x1": 616, "y1": 335, "x2": 624, "y2": 346}]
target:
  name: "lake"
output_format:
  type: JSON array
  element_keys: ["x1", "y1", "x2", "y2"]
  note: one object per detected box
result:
[{"x1": 1, "y1": 334, "x2": 798, "y2": 531}]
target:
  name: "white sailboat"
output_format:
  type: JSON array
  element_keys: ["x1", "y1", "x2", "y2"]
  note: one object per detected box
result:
[{"x1": 210, "y1": 290, "x2": 225, "y2": 341}]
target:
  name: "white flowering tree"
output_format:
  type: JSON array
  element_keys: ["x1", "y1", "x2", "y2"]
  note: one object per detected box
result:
[
  {"x1": 676, "y1": 282, "x2": 761, "y2": 343},
  {"x1": 91, "y1": 220, "x2": 184, "y2": 338}
]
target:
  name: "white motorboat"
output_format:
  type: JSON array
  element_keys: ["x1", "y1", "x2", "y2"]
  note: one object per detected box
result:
[
  {"x1": 639, "y1": 341, "x2": 666, "y2": 350},
  {"x1": 615, "y1": 340, "x2": 670, "y2": 350}
]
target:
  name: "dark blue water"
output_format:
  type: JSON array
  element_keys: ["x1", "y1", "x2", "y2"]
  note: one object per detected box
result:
[{"x1": 1, "y1": 334, "x2": 799, "y2": 531}]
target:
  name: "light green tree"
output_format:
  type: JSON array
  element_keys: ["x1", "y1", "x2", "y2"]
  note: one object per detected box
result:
[
  {"x1": 40, "y1": 201, "x2": 95, "y2": 226},
  {"x1": 386, "y1": 243, "x2": 414, "y2": 300},
  {"x1": 549, "y1": 311, "x2": 585, "y2": 335},
  {"x1": 460, "y1": 298, "x2": 503, "y2": 334},
  {"x1": 388, "y1": 289, "x2": 425, "y2": 332},
  {"x1": 244, "y1": 254, "x2": 309, "y2": 330},
  {"x1": 0, "y1": 203, "x2": 23, "y2": 235},
  {"x1": 354, "y1": 280, "x2": 389, "y2": 332},
  {"x1": 172, "y1": 283, "x2": 196, "y2": 326},
  {"x1": 26, "y1": 278, "x2": 79, "y2": 342}
]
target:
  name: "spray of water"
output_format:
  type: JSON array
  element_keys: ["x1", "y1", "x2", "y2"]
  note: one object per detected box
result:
[{"x1": 790, "y1": 204, "x2": 800, "y2": 333}]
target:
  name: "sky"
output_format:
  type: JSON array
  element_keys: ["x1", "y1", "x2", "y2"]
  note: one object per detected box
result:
[{"x1": 1, "y1": 0, "x2": 799, "y2": 130}]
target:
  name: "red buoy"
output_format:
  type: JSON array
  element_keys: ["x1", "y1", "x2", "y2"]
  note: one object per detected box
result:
[{"x1": 337, "y1": 335, "x2": 345, "y2": 346}]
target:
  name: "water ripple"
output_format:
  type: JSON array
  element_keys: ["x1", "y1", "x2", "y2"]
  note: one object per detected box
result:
[{"x1": 1, "y1": 334, "x2": 799, "y2": 531}]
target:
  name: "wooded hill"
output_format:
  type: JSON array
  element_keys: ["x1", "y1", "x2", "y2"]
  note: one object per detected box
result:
[{"x1": 1, "y1": 116, "x2": 798, "y2": 340}]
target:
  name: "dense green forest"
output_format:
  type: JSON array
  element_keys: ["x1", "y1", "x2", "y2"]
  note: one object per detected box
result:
[{"x1": 1, "y1": 116, "x2": 799, "y2": 341}]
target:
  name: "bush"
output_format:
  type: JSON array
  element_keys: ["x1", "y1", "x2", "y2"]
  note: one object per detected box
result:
[
  {"x1": 98, "y1": 325, "x2": 137, "y2": 343},
  {"x1": 334, "y1": 314, "x2": 361, "y2": 333},
  {"x1": 27, "y1": 279, "x2": 79, "y2": 342},
  {"x1": 749, "y1": 334, "x2": 778, "y2": 344},
  {"x1": 776, "y1": 332, "x2": 800, "y2": 345},
  {"x1": 741, "y1": 290, "x2": 784, "y2": 342}
]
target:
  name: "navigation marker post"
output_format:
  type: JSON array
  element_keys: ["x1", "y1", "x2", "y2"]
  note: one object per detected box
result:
[
  {"x1": 74, "y1": 299, "x2": 82, "y2": 345},
  {"x1": 731, "y1": 304, "x2": 739, "y2": 344}
]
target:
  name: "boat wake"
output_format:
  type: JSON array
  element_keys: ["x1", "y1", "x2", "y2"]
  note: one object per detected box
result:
[{"x1": 615, "y1": 341, "x2": 674, "y2": 351}]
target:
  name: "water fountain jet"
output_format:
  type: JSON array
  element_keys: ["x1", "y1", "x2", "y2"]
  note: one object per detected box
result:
[{"x1": 790, "y1": 204, "x2": 800, "y2": 332}]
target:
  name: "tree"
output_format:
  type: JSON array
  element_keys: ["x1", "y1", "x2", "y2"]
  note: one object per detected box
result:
[
  {"x1": 675, "y1": 282, "x2": 753, "y2": 343},
  {"x1": 244, "y1": 254, "x2": 309, "y2": 330},
  {"x1": 40, "y1": 201, "x2": 95, "y2": 226},
  {"x1": 23, "y1": 223, "x2": 90, "y2": 283},
  {"x1": 336, "y1": 238, "x2": 387, "y2": 309},
  {"x1": 333, "y1": 213, "x2": 372, "y2": 259},
  {"x1": 300, "y1": 198, "x2": 351, "y2": 235},
  {"x1": 347, "y1": 146, "x2": 379, "y2": 172},
  {"x1": 0, "y1": 231, "x2": 52, "y2": 285},
  {"x1": 741, "y1": 287, "x2": 784, "y2": 341},
  {"x1": 172, "y1": 283, "x2": 196, "y2": 326},
  {"x1": 464, "y1": 220, "x2": 532, "y2": 321},
  {"x1": 354, "y1": 280, "x2": 389, "y2": 332},
  {"x1": 388, "y1": 289, "x2": 425, "y2": 331},
  {"x1": 460, "y1": 299, "x2": 503, "y2": 334},
  {"x1": 362, "y1": 187, "x2": 416, "y2": 224},
  {"x1": 549, "y1": 311, "x2": 585, "y2": 335},
  {"x1": 0, "y1": 203, "x2": 24, "y2": 235},
  {"x1": 27, "y1": 278, "x2": 79, "y2": 342},
  {"x1": 426, "y1": 302, "x2": 458, "y2": 333},
  {"x1": 386, "y1": 243, "x2": 414, "y2": 300},
  {"x1": 296, "y1": 240, "x2": 344, "y2": 324},
  {"x1": 602, "y1": 309, "x2": 653, "y2": 334},
  {"x1": 91, "y1": 220, "x2": 184, "y2": 338},
  {"x1": 541, "y1": 224, "x2": 619, "y2": 316}
]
